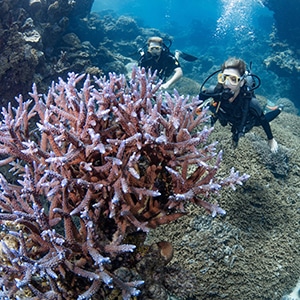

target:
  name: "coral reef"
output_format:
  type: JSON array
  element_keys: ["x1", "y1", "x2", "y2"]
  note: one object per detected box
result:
[
  {"x1": 0, "y1": 0, "x2": 185, "y2": 109},
  {"x1": 0, "y1": 67, "x2": 249, "y2": 299},
  {"x1": 264, "y1": 49, "x2": 300, "y2": 76},
  {"x1": 247, "y1": 133, "x2": 290, "y2": 178},
  {"x1": 146, "y1": 106, "x2": 300, "y2": 299},
  {"x1": 0, "y1": 0, "x2": 93, "y2": 105},
  {"x1": 276, "y1": 97, "x2": 298, "y2": 115}
]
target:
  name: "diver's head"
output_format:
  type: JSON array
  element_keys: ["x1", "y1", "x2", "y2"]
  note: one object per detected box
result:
[
  {"x1": 221, "y1": 57, "x2": 246, "y2": 76},
  {"x1": 147, "y1": 36, "x2": 163, "y2": 57},
  {"x1": 218, "y1": 57, "x2": 247, "y2": 101}
]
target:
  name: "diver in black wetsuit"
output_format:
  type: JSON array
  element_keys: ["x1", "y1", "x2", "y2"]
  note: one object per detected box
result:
[
  {"x1": 199, "y1": 57, "x2": 282, "y2": 152},
  {"x1": 138, "y1": 36, "x2": 183, "y2": 90}
]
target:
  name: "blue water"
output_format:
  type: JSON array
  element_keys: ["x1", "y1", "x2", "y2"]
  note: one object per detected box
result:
[
  {"x1": 92, "y1": 0, "x2": 274, "y2": 65},
  {"x1": 91, "y1": 0, "x2": 299, "y2": 108},
  {"x1": 92, "y1": 0, "x2": 273, "y2": 43},
  {"x1": 93, "y1": 0, "x2": 221, "y2": 31}
]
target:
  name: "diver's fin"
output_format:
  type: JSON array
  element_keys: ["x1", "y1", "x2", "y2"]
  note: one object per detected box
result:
[{"x1": 176, "y1": 50, "x2": 198, "y2": 62}]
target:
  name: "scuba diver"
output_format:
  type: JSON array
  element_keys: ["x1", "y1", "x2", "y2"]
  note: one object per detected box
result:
[
  {"x1": 138, "y1": 36, "x2": 183, "y2": 90},
  {"x1": 199, "y1": 57, "x2": 282, "y2": 153}
]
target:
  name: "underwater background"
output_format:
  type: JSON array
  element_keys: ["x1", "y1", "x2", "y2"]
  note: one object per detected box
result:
[
  {"x1": 92, "y1": 0, "x2": 299, "y2": 109},
  {"x1": 0, "y1": 0, "x2": 300, "y2": 299},
  {"x1": 91, "y1": 1, "x2": 300, "y2": 299}
]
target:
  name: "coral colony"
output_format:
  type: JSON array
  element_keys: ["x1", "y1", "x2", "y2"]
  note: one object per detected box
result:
[{"x1": 0, "y1": 67, "x2": 249, "y2": 299}]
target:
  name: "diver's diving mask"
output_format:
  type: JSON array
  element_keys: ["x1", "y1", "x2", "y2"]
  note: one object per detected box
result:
[
  {"x1": 148, "y1": 42, "x2": 162, "y2": 56},
  {"x1": 218, "y1": 73, "x2": 241, "y2": 86}
]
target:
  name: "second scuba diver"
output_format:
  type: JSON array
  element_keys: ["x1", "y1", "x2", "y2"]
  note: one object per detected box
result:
[{"x1": 138, "y1": 36, "x2": 183, "y2": 90}]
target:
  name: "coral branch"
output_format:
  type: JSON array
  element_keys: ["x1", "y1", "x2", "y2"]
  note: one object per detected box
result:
[{"x1": 0, "y1": 68, "x2": 249, "y2": 299}]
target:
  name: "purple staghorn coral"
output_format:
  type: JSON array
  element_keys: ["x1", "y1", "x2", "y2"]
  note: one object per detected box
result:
[{"x1": 0, "y1": 67, "x2": 249, "y2": 299}]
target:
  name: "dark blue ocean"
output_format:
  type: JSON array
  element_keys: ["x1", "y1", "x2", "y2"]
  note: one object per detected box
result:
[{"x1": 92, "y1": 0, "x2": 300, "y2": 109}]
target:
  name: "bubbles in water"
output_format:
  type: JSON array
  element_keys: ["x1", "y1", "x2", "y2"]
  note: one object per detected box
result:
[{"x1": 215, "y1": 0, "x2": 264, "y2": 40}]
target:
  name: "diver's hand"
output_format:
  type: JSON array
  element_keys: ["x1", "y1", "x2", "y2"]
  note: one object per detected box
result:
[
  {"x1": 160, "y1": 82, "x2": 170, "y2": 90},
  {"x1": 268, "y1": 138, "x2": 278, "y2": 153}
]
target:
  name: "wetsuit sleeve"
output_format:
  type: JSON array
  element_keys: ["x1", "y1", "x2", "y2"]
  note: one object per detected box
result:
[
  {"x1": 163, "y1": 53, "x2": 181, "y2": 78},
  {"x1": 199, "y1": 90, "x2": 213, "y2": 100},
  {"x1": 250, "y1": 98, "x2": 274, "y2": 140},
  {"x1": 199, "y1": 84, "x2": 220, "y2": 100},
  {"x1": 138, "y1": 54, "x2": 146, "y2": 67}
]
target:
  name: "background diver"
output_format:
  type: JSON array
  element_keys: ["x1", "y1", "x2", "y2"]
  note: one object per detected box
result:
[{"x1": 138, "y1": 36, "x2": 183, "y2": 90}]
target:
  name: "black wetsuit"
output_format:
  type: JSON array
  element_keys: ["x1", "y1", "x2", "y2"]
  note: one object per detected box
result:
[
  {"x1": 200, "y1": 85, "x2": 281, "y2": 144},
  {"x1": 138, "y1": 50, "x2": 180, "y2": 82}
]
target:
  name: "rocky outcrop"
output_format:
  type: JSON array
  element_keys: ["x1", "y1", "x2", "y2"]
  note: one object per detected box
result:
[
  {"x1": 264, "y1": 0, "x2": 300, "y2": 49},
  {"x1": 0, "y1": 0, "x2": 148, "y2": 108},
  {"x1": 0, "y1": 0, "x2": 94, "y2": 105},
  {"x1": 262, "y1": 0, "x2": 300, "y2": 106}
]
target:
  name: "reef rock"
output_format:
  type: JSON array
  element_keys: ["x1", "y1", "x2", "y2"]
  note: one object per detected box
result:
[
  {"x1": 0, "y1": 0, "x2": 94, "y2": 107},
  {"x1": 263, "y1": 0, "x2": 300, "y2": 48}
]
